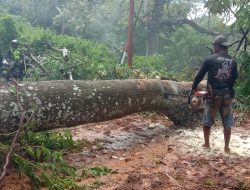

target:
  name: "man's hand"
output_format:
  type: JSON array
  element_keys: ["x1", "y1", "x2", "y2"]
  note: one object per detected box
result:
[{"x1": 188, "y1": 88, "x2": 198, "y2": 104}]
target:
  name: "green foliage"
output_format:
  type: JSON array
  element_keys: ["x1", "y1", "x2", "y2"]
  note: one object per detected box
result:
[
  {"x1": 205, "y1": 0, "x2": 232, "y2": 15},
  {"x1": 205, "y1": 0, "x2": 250, "y2": 30},
  {"x1": 53, "y1": 0, "x2": 92, "y2": 36},
  {"x1": 235, "y1": 51, "x2": 250, "y2": 111},
  {"x1": 42, "y1": 34, "x2": 116, "y2": 80},
  {"x1": 236, "y1": 52, "x2": 250, "y2": 96},
  {"x1": 114, "y1": 54, "x2": 168, "y2": 79},
  {"x1": 0, "y1": 126, "x2": 111, "y2": 190},
  {"x1": 0, "y1": 142, "x2": 9, "y2": 165},
  {"x1": 81, "y1": 166, "x2": 113, "y2": 178},
  {"x1": 205, "y1": 178, "x2": 215, "y2": 187},
  {"x1": 0, "y1": 14, "x2": 17, "y2": 53},
  {"x1": 0, "y1": 142, "x2": 9, "y2": 152},
  {"x1": 164, "y1": 26, "x2": 211, "y2": 76},
  {"x1": 0, "y1": 15, "x2": 117, "y2": 80},
  {"x1": 163, "y1": 0, "x2": 198, "y2": 18},
  {"x1": 0, "y1": 115, "x2": 112, "y2": 189},
  {"x1": 133, "y1": 55, "x2": 167, "y2": 75},
  {"x1": 21, "y1": 131, "x2": 75, "y2": 151},
  {"x1": 10, "y1": 131, "x2": 80, "y2": 189},
  {"x1": 236, "y1": 1, "x2": 250, "y2": 30},
  {"x1": 4, "y1": 129, "x2": 110, "y2": 190},
  {"x1": 13, "y1": 153, "x2": 79, "y2": 190}
]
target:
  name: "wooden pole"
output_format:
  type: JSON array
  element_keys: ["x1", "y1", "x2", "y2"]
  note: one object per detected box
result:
[{"x1": 127, "y1": 0, "x2": 134, "y2": 67}]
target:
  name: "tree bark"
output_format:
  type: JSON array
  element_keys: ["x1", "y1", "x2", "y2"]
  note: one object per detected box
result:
[
  {"x1": 146, "y1": 0, "x2": 165, "y2": 55},
  {"x1": 0, "y1": 79, "x2": 202, "y2": 133}
]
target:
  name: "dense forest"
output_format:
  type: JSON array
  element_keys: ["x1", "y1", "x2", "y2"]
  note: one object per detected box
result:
[
  {"x1": 0, "y1": 0, "x2": 249, "y2": 189},
  {"x1": 0, "y1": 1, "x2": 249, "y2": 83}
]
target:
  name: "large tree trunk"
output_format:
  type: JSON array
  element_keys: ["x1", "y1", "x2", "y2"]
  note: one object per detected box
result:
[
  {"x1": 0, "y1": 79, "x2": 202, "y2": 133},
  {"x1": 146, "y1": 0, "x2": 165, "y2": 55}
]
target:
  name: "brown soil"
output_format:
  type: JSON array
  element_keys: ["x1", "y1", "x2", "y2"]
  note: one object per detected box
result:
[{"x1": 1, "y1": 113, "x2": 250, "y2": 190}]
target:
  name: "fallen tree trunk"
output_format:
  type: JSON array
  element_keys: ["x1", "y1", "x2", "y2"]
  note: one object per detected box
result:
[{"x1": 0, "y1": 79, "x2": 202, "y2": 133}]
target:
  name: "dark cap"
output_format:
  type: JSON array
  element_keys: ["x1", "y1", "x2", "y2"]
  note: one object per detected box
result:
[{"x1": 213, "y1": 35, "x2": 229, "y2": 47}]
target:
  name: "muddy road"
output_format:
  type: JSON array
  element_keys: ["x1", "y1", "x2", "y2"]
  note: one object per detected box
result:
[{"x1": 1, "y1": 113, "x2": 250, "y2": 190}]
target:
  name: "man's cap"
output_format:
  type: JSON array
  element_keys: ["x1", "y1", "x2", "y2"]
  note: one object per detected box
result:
[
  {"x1": 213, "y1": 35, "x2": 229, "y2": 47},
  {"x1": 11, "y1": 39, "x2": 18, "y2": 43}
]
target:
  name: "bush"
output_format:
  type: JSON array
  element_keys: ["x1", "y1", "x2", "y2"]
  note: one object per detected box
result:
[
  {"x1": 235, "y1": 51, "x2": 250, "y2": 111},
  {"x1": 0, "y1": 14, "x2": 117, "y2": 80},
  {"x1": 0, "y1": 14, "x2": 18, "y2": 53},
  {"x1": 114, "y1": 54, "x2": 169, "y2": 79}
]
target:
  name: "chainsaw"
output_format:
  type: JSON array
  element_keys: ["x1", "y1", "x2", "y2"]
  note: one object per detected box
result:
[
  {"x1": 188, "y1": 90, "x2": 208, "y2": 109},
  {"x1": 164, "y1": 89, "x2": 208, "y2": 109},
  {"x1": 189, "y1": 84, "x2": 213, "y2": 109}
]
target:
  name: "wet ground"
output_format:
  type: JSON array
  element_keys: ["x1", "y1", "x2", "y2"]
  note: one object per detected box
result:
[
  {"x1": 1, "y1": 113, "x2": 250, "y2": 189},
  {"x1": 67, "y1": 113, "x2": 250, "y2": 190}
]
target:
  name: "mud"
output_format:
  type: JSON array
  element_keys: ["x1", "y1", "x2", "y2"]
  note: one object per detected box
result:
[
  {"x1": 72, "y1": 115, "x2": 250, "y2": 157},
  {"x1": 68, "y1": 113, "x2": 250, "y2": 190},
  {"x1": 1, "y1": 113, "x2": 250, "y2": 190}
]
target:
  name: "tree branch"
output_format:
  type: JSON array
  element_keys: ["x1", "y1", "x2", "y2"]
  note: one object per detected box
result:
[
  {"x1": 0, "y1": 80, "x2": 24, "y2": 182},
  {"x1": 160, "y1": 17, "x2": 231, "y2": 36},
  {"x1": 23, "y1": 44, "x2": 48, "y2": 74},
  {"x1": 236, "y1": 29, "x2": 249, "y2": 52}
]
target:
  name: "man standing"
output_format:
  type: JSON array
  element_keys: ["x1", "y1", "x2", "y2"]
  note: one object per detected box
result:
[
  {"x1": 191, "y1": 35, "x2": 238, "y2": 153},
  {"x1": 5, "y1": 39, "x2": 25, "y2": 81}
]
